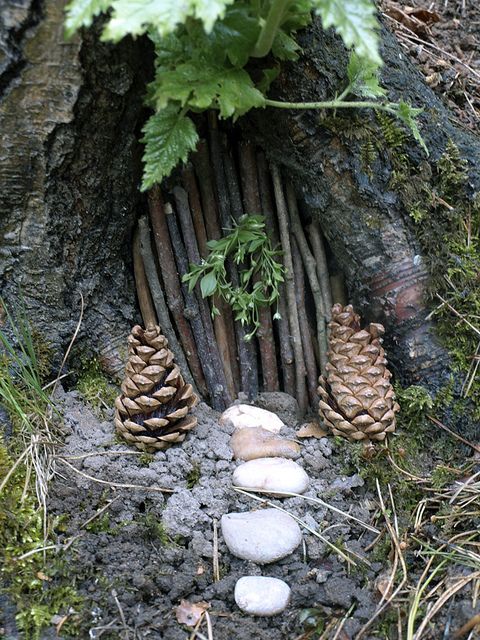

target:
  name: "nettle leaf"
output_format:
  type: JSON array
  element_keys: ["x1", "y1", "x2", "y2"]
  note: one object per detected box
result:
[
  {"x1": 312, "y1": 0, "x2": 381, "y2": 66},
  {"x1": 210, "y1": 4, "x2": 260, "y2": 66},
  {"x1": 141, "y1": 105, "x2": 199, "y2": 190},
  {"x1": 155, "y1": 61, "x2": 265, "y2": 119},
  {"x1": 272, "y1": 29, "x2": 301, "y2": 61},
  {"x1": 396, "y1": 101, "x2": 428, "y2": 155},
  {"x1": 64, "y1": 0, "x2": 110, "y2": 38},
  {"x1": 347, "y1": 52, "x2": 386, "y2": 98},
  {"x1": 103, "y1": 0, "x2": 234, "y2": 42}
]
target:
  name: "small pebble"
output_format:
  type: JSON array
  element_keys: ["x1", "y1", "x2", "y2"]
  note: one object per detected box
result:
[
  {"x1": 220, "y1": 404, "x2": 284, "y2": 433},
  {"x1": 234, "y1": 576, "x2": 291, "y2": 616},
  {"x1": 231, "y1": 427, "x2": 300, "y2": 461},
  {"x1": 221, "y1": 508, "x2": 302, "y2": 564},
  {"x1": 232, "y1": 457, "x2": 309, "y2": 496}
]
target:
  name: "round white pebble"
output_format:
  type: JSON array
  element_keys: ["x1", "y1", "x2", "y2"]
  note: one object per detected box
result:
[
  {"x1": 233, "y1": 457, "x2": 309, "y2": 496},
  {"x1": 234, "y1": 576, "x2": 291, "y2": 616},
  {"x1": 220, "y1": 404, "x2": 284, "y2": 433},
  {"x1": 221, "y1": 509, "x2": 302, "y2": 564}
]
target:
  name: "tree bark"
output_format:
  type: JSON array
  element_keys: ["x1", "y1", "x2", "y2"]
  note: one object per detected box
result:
[{"x1": 242, "y1": 19, "x2": 480, "y2": 405}]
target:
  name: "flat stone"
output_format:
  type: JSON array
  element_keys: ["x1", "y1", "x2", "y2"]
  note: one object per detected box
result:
[
  {"x1": 221, "y1": 508, "x2": 302, "y2": 564},
  {"x1": 231, "y1": 427, "x2": 300, "y2": 461},
  {"x1": 220, "y1": 404, "x2": 284, "y2": 433},
  {"x1": 232, "y1": 458, "x2": 309, "y2": 496},
  {"x1": 234, "y1": 576, "x2": 291, "y2": 616}
]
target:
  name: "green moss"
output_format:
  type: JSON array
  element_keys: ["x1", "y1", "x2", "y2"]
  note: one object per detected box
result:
[
  {"x1": 137, "y1": 512, "x2": 171, "y2": 545},
  {"x1": 186, "y1": 462, "x2": 201, "y2": 489},
  {"x1": 0, "y1": 441, "x2": 84, "y2": 639},
  {"x1": 76, "y1": 357, "x2": 118, "y2": 414}
]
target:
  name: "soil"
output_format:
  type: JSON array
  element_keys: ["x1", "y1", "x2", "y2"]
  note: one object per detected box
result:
[{"x1": 1, "y1": 388, "x2": 476, "y2": 640}]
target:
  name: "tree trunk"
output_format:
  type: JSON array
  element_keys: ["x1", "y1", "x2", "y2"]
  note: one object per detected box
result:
[
  {"x1": 242, "y1": 21, "x2": 480, "y2": 404},
  {"x1": 0, "y1": 0, "x2": 152, "y2": 376},
  {"x1": 1, "y1": 3, "x2": 479, "y2": 438}
]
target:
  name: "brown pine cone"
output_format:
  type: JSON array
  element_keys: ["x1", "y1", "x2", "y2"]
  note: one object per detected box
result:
[
  {"x1": 114, "y1": 325, "x2": 198, "y2": 452},
  {"x1": 318, "y1": 304, "x2": 399, "y2": 442}
]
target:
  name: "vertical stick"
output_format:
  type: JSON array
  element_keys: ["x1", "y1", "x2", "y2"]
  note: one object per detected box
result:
[
  {"x1": 137, "y1": 216, "x2": 195, "y2": 389},
  {"x1": 147, "y1": 187, "x2": 208, "y2": 398},
  {"x1": 238, "y1": 142, "x2": 279, "y2": 392},
  {"x1": 257, "y1": 151, "x2": 295, "y2": 395},
  {"x1": 165, "y1": 203, "x2": 228, "y2": 411},
  {"x1": 286, "y1": 182, "x2": 328, "y2": 375},
  {"x1": 181, "y1": 166, "x2": 237, "y2": 400},
  {"x1": 173, "y1": 186, "x2": 232, "y2": 408},
  {"x1": 308, "y1": 221, "x2": 333, "y2": 320},
  {"x1": 132, "y1": 229, "x2": 157, "y2": 329},
  {"x1": 271, "y1": 165, "x2": 308, "y2": 413},
  {"x1": 292, "y1": 238, "x2": 319, "y2": 406},
  {"x1": 208, "y1": 113, "x2": 258, "y2": 399},
  {"x1": 191, "y1": 141, "x2": 240, "y2": 392}
]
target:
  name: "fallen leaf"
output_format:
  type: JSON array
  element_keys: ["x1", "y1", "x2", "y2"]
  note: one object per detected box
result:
[
  {"x1": 375, "y1": 572, "x2": 393, "y2": 598},
  {"x1": 37, "y1": 571, "x2": 51, "y2": 581},
  {"x1": 175, "y1": 600, "x2": 210, "y2": 627},
  {"x1": 196, "y1": 564, "x2": 205, "y2": 575},
  {"x1": 296, "y1": 422, "x2": 328, "y2": 439}
]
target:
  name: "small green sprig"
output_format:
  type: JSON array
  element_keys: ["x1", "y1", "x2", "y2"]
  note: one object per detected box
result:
[{"x1": 182, "y1": 214, "x2": 285, "y2": 340}]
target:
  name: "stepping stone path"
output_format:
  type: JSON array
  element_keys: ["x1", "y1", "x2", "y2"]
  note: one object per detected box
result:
[{"x1": 219, "y1": 403, "x2": 313, "y2": 617}]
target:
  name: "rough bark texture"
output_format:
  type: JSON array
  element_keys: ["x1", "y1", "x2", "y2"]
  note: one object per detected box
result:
[
  {"x1": 243, "y1": 19, "x2": 480, "y2": 399},
  {"x1": 0, "y1": 0, "x2": 151, "y2": 376}
]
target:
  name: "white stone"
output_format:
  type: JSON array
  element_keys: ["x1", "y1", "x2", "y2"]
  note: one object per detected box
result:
[
  {"x1": 233, "y1": 457, "x2": 309, "y2": 496},
  {"x1": 234, "y1": 576, "x2": 291, "y2": 616},
  {"x1": 220, "y1": 404, "x2": 284, "y2": 433},
  {"x1": 221, "y1": 509, "x2": 302, "y2": 564}
]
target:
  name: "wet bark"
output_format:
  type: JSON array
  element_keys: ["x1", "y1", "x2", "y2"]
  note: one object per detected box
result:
[{"x1": 242, "y1": 19, "x2": 480, "y2": 403}]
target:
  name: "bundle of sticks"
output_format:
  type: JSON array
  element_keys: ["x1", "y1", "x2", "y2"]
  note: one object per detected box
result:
[{"x1": 133, "y1": 114, "x2": 344, "y2": 413}]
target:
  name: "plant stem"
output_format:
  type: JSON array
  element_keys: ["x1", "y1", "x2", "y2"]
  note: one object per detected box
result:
[
  {"x1": 252, "y1": 0, "x2": 292, "y2": 58},
  {"x1": 264, "y1": 98, "x2": 398, "y2": 114}
]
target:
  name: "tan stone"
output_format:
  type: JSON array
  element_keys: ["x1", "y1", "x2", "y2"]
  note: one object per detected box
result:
[{"x1": 231, "y1": 427, "x2": 300, "y2": 461}]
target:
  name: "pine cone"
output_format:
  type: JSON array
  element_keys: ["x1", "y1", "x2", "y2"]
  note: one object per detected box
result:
[
  {"x1": 115, "y1": 325, "x2": 198, "y2": 452},
  {"x1": 318, "y1": 304, "x2": 399, "y2": 442}
]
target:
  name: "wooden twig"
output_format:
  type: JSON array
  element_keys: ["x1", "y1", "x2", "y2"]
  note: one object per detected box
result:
[
  {"x1": 239, "y1": 141, "x2": 279, "y2": 392},
  {"x1": 172, "y1": 186, "x2": 231, "y2": 408},
  {"x1": 257, "y1": 151, "x2": 295, "y2": 395},
  {"x1": 292, "y1": 237, "x2": 318, "y2": 406},
  {"x1": 137, "y1": 216, "x2": 195, "y2": 389},
  {"x1": 271, "y1": 164, "x2": 308, "y2": 413},
  {"x1": 181, "y1": 168, "x2": 237, "y2": 400},
  {"x1": 222, "y1": 134, "x2": 244, "y2": 222},
  {"x1": 286, "y1": 182, "x2": 328, "y2": 375},
  {"x1": 208, "y1": 113, "x2": 258, "y2": 399},
  {"x1": 132, "y1": 229, "x2": 157, "y2": 328},
  {"x1": 191, "y1": 141, "x2": 240, "y2": 393},
  {"x1": 308, "y1": 222, "x2": 332, "y2": 320},
  {"x1": 165, "y1": 201, "x2": 228, "y2": 411},
  {"x1": 147, "y1": 188, "x2": 208, "y2": 397}
]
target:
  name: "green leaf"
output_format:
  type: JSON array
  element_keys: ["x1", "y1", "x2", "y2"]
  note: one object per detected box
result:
[
  {"x1": 64, "y1": 0, "x2": 110, "y2": 37},
  {"x1": 210, "y1": 4, "x2": 260, "y2": 66},
  {"x1": 154, "y1": 61, "x2": 265, "y2": 118},
  {"x1": 312, "y1": 0, "x2": 381, "y2": 66},
  {"x1": 271, "y1": 29, "x2": 301, "y2": 61},
  {"x1": 200, "y1": 272, "x2": 218, "y2": 297},
  {"x1": 257, "y1": 67, "x2": 280, "y2": 94},
  {"x1": 347, "y1": 52, "x2": 386, "y2": 98},
  {"x1": 395, "y1": 101, "x2": 429, "y2": 155},
  {"x1": 141, "y1": 105, "x2": 199, "y2": 189},
  {"x1": 102, "y1": 0, "x2": 234, "y2": 42}
]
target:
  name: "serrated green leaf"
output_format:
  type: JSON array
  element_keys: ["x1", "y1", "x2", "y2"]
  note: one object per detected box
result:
[
  {"x1": 347, "y1": 52, "x2": 386, "y2": 98},
  {"x1": 312, "y1": 0, "x2": 381, "y2": 66},
  {"x1": 272, "y1": 29, "x2": 301, "y2": 61},
  {"x1": 154, "y1": 60, "x2": 265, "y2": 118},
  {"x1": 395, "y1": 101, "x2": 429, "y2": 155},
  {"x1": 102, "y1": 0, "x2": 234, "y2": 42},
  {"x1": 210, "y1": 3, "x2": 260, "y2": 66},
  {"x1": 140, "y1": 105, "x2": 199, "y2": 189},
  {"x1": 64, "y1": 0, "x2": 110, "y2": 38},
  {"x1": 200, "y1": 272, "x2": 217, "y2": 297},
  {"x1": 257, "y1": 67, "x2": 280, "y2": 94}
]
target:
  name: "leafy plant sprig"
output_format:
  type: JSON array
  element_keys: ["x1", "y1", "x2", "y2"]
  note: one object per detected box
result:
[
  {"x1": 182, "y1": 214, "x2": 285, "y2": 340},
  {"x1": 65, "y1": 0, "x2": 428, "y2": 189}
]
